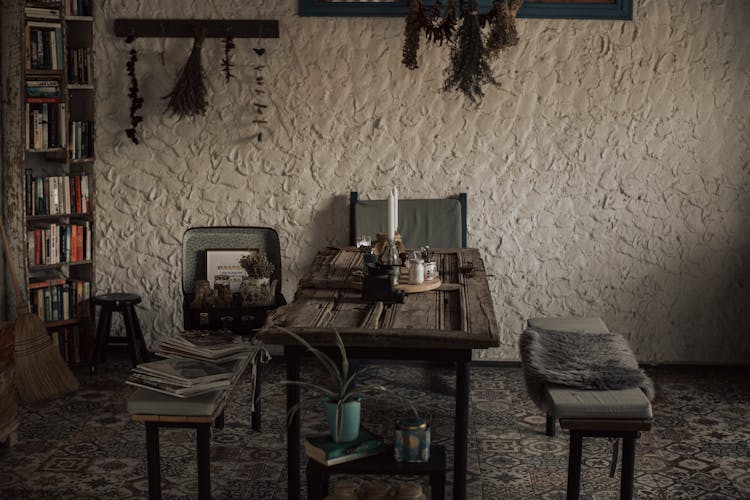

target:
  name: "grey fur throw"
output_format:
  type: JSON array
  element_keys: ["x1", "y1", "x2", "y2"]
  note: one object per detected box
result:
[{"x1": 520, "y1": 326, "x2": 655, "y2": 410}]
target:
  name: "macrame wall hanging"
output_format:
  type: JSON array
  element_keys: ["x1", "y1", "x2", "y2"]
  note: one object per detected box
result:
[
  {"x1": 402, "y1": 0, "x2": 522, "y2": 103},
  {"x1": 114, "y1": 19, "x2": 280, "y2": 142}
]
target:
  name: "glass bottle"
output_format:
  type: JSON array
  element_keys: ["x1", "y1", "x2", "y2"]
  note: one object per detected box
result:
[{"x1": 380, "y1": 239, "x2": 401, "y2": 287}]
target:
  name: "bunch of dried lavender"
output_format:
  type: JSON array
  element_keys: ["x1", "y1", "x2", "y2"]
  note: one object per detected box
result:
[
  {"x1": 443, "y1": 0, "x2": 497, "y2": 103},
  {"x1": 163, "y1": 26, "x2": 208, "y2": 119}
]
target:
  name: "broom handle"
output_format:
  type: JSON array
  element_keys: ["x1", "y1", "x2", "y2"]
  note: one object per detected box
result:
[{"x1": 0, "y1": 216, "x2": 29, "y2": 315}]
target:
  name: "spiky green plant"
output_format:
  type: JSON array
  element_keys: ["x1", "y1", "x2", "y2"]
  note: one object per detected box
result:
[{"x1": 279, "y1": 328, "x2": 418, "y2": 441}]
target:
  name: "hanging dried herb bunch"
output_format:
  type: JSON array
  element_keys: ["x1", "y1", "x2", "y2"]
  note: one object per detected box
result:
[
  {"x1": 221, "y1": 35, "x2": 235, "y2": 82},
  {"x1": 443, "y1": 0, "x2": 497, "y2": 103},
  {"x1": 402, "y1": 0, "x2": 423, "y2": 69},
  {"x1": 125, "y1": 34, "x2": 143, "y2": 144},
  {"x1": 486, "y1": 0, "x2": 522, "y2": 58},
  {"x1": 424, "y1": 0, "x2": 458, "y2": 46},
  {"x1": 163, "y1": 25, "x2": 208, "y2": 119}
]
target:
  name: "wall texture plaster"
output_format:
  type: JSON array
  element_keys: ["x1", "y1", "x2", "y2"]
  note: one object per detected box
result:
[{"x1": 94, "y1": 0, "x2": 750, "y2": 363}]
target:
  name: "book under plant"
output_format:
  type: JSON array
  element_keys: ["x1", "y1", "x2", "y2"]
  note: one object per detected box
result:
[{"x1": 304, "y1": 427, "x2": 384, "y2": 466}]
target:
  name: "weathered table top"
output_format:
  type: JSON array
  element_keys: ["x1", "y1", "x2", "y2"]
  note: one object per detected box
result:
[{"x1": 258, "y1": 247, "x2": 499, "y2": 350}]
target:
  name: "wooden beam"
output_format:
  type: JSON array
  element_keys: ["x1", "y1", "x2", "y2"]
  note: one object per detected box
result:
[{"x1": 114, "y1": 19, "x2": 279, "y2": 39}]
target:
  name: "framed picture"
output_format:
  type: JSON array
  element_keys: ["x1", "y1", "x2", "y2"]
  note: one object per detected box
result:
[
  {"x1": 205, "y1": 248, "x2": 258, "y2": 293},
  {"x1": 299, "y1": 0, "x2": 632, "y2": 20}
]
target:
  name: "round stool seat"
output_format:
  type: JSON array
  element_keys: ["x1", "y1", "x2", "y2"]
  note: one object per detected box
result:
[{"x1": 94, "y1": 293, "x2": 142, "y2": 307}]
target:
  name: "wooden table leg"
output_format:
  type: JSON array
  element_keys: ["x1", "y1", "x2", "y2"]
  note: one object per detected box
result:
[
  {"x1": 453, "y1": 359, "x2": 470, "y2": 500},
  {"x1": 286, "y1": 348, "x2": 301, "y2": 500},
  {"x1": 197, "y1": 424, "x2": 211, "y2": 500},
  {"x1": 252, "y1": 362, "x2": 262, "y2": 431},
  {"x1": 145, "y1": 422, "x2": 161, "y2": 500},
  {"x1": 306, "y1": 459, "x2": 328, "y2": 500},
  {"x1": 620, "y1": 436, "x2": 636, "y2": 500},
  {"x1": 567, "y1": 431, "x2": 583, "y2": 500}
]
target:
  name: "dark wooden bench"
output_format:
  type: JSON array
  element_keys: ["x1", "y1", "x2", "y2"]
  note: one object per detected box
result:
[{"x1": 528, "y1": 317, "x2": 653, "y2": 500}]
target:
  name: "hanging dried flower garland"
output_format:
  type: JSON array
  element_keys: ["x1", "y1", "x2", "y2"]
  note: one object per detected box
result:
[
  {"x1": 402, "y1": 0, "x2": 523, "y2": 102},
  {"x1": 251, "y1": 36, "x2": 269, "y2": 142},
  {"x1": 124, "y1": 34, "x2": 143, "y2": 144},
  {"x1": 221, "y1": 35, "x2": 236, "y2": 82},
  {"x1": 163, "y1": 26, "x2": 208, "y2": 119}
]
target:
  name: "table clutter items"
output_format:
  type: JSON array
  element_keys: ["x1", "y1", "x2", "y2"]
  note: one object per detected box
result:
[{"x1": 304, "y1": 427, "x2": 385, "y2": 466}]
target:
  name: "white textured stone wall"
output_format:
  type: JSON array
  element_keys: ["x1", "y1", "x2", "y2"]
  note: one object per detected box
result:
[{"x1": 94, "y1": 0, "x2": 750, "y2": 363}]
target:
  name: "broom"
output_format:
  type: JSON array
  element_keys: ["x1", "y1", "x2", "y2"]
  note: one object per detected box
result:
[{"x1": 0, "y1": 217, "x2": 79, "y2": 402}]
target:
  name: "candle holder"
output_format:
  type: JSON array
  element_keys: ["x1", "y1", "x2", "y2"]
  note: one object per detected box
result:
[{"x1": 362, "y1": 262, "x2": 404, "y2": 304}]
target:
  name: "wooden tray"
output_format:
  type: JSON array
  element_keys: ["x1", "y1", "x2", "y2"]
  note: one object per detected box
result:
[
  {"x1": 397, "y1": 278, "x2": 442, "y2": 294},
  {"x1": 395, "y1": 269, "x2": 441, "y2": 294}
]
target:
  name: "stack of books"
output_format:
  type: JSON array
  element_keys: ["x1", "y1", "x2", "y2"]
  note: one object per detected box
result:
[
  {"x1": 304, "y1": 427, "x2": 384, "y2": 466},
  {"x1": 155, "y1": 330, "x2": 257, "y2": 363},
  {"x1": 126, "y1": 330, "x2": 256, "y2": 399}
]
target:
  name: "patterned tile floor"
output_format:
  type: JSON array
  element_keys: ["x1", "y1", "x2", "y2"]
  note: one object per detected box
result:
[{"x1": 1, "y1": 353, "x2": 748, "y2": 499}]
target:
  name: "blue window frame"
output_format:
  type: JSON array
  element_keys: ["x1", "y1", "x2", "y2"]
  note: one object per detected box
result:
[{"x1": 299, "y1": 0, "x2": 633, "y2": 20}]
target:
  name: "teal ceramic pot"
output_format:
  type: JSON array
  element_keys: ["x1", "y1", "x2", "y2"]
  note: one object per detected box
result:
[{"x1": 325, "y1": 399, "x2": 361, "y2": 442}]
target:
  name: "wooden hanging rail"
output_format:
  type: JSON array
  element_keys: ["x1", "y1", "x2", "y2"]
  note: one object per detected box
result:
[{"x1": 114, "y1": 19, "x2": 279, "y2": 39}]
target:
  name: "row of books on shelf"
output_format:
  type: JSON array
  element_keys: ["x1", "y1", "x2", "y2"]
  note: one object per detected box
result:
[
  {"x1": 29, "y1": 276, "x2": 90, "y2": 322},
  {"x1": 26, "y1": 101, "x2": 65, "y2": 150},
  {"x1": 68, "y1": 47, "x2": 93, "y2": 85},
  {"x1": 25, "y1": 1, "x2": 93, "y2": 18},
  {"x1": 25, "y1": 6, "x2": 61, "y2": 20},
  {"x1": 27, "y1": 221, "x2": 92, "y2": 265},
  {"x1": 26, "y1": 21, "x2": 63, "y2": 71},
  {"x1": 67, "y1": 0, "x2": 92, "y2": 17},
  {"x1": 126, "y1": 331, "x2": 258, "y2": 398},
  {"x1": 26, "y1": 172, "x2": 91, "y2": 216},
  {"x1": 70, "y1": 121, "x2": 93, "y2": 159},
  {"x1": 27, "y1": 78, "x2": 61, "y2": 98},
  {"x1": 50, "y1": 326, "x2": 87, "y2": 364}
]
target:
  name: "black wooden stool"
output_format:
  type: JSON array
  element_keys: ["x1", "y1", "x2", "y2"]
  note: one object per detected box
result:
[{"x1": 90, "y1": 293, "x2": 149, "y2": 373}]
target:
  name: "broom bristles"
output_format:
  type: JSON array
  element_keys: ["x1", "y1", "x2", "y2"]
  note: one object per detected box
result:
[{"x1": 14, "y1": 312, "x2": 78, "y2": 403}]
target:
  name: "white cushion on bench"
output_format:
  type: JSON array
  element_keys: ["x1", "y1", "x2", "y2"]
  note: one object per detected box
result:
[{"x1": 546, "y1": 385, "x2": 653, "y2": 420}]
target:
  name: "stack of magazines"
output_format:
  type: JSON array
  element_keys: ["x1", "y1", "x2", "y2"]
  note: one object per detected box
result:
[{"x1": 126, "y1": 330, "x2": 256, "y2": 398}]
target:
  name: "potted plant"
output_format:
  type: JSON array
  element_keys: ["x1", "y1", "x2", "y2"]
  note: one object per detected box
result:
[
  {"x1": 239, "y1": 253, "x2": 276, "y2": 306},
  {"x1": 280, "y1": 327, "x2": 419, "y2": 443}
]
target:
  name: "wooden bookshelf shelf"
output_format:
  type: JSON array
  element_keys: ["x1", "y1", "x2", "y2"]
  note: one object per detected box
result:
[
  {"x1": 45, "y1": 318, "x2": 82, "y2": 328},
  {"x1": 66, "y1": 16, "x2": 92, "y2": 21},
  {"x1": 29, "y1": 260, "x2": 93, "y2": 271},
  {"x1": 27, "y1": 213, "x2": 92, "y2": 222}
]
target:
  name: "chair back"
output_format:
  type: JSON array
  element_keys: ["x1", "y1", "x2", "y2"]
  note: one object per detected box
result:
[{"x1": 349, "y1": 192, "x2": 467, "y2": 249}]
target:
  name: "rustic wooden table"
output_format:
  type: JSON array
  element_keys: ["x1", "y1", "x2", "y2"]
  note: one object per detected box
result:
[{"x1": 258, "y1": 247, "x2": 500, "y2": 500}]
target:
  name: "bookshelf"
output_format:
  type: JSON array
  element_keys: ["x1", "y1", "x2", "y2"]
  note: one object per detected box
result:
[{"x1": 22, "y1": 0, "x2": 95, "y2": 366}]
